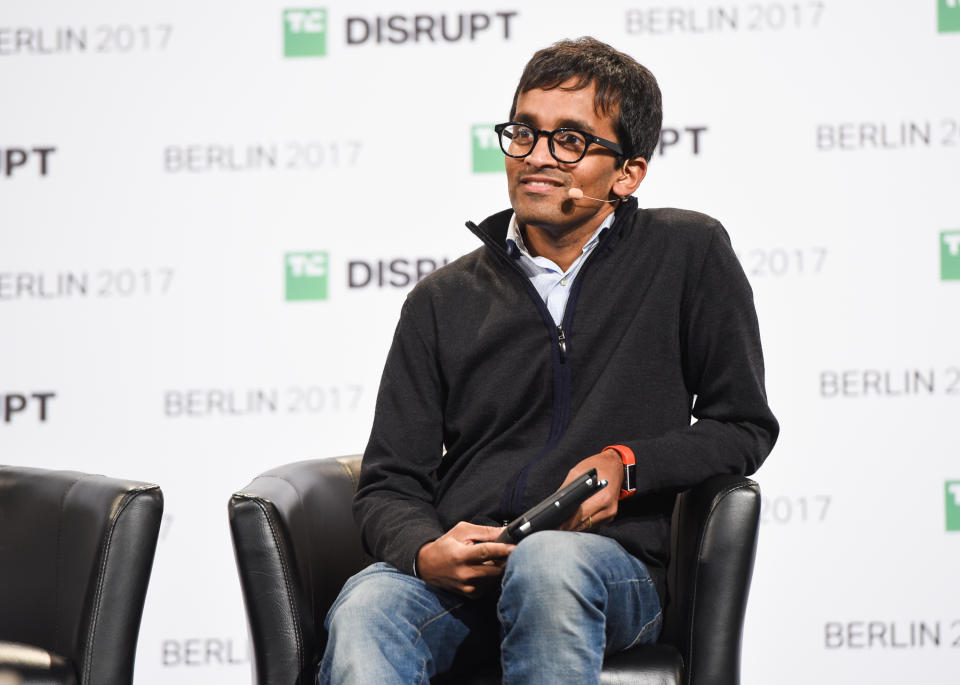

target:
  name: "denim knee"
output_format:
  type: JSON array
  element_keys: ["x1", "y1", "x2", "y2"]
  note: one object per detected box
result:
[
  {"x1": 502, "y1": 530, "x2": 597, "y2": 593},
  {"x1": 325, "y1": 563, "x2": 418, "y2": 636},
  {"x1": 321, "y1": 563, "x2": 472, "y2": 685}
]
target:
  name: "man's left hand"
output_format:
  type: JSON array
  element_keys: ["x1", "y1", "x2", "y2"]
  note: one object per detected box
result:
[{"x1": 557, "y1": 449, "x2": 624, "y2": 532}]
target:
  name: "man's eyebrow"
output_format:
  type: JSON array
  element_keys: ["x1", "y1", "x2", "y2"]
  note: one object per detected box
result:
[
  {"x1": 514, "y1": 112, "x2": 596, "y2": 134},
  {"x1": 513, "y1": 111, "x2": 538, "y2": 127},
  {"x1": 555, "y1": 118, "x2": 595, "y2": 133}
]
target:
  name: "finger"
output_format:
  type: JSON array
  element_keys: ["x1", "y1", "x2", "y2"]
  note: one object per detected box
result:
[
  {"x1": 480, "y1": 558, "x2": 506, "y2": 568},
  {"x1": 575, "y1": 514, "x2": 593, "y2": 531},
  {"x1": 457, "y1": 522, "x2": 510, "y2": 543},
  {"x1": 559, "y1": 504, "x2": 588, "y2": 531},
  {"x1": 586, "y1": 486, "x2": 616, "y2": 508},
  {"x1": 448, "y1": 521, "x2": 503, "y2": 540},
  {"x1": 467, "y1": 542, "x2": 514, "y2": 564},
  {"x1": 594, "y1": 501, "x2": 620, "y2": 523},
  {"x1": 583, "y1": 504, "x2": 620, "y2": 530},
  {"x1": 470, "y1": 563, "x2": 507, "y2": 578},
  {"x1": 455, "y1": 566, "x2": 505, "y2": 591}
]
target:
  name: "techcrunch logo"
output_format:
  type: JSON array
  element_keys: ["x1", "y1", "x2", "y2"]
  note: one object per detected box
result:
[
  {"x1": 947, "y1": 481, "x2": 960, "y2": 531},
  {"x1": 285, "y1": 251, "x2": 451, "y2": 300},
  {"x1": 285, "y1": 252, "x2": 328, "y2": 300},
  {"x1": 941, "y1": 0, "x2": 960, "y2": 33},
  {"x1": 472, "y1": 124, "x2": 504, "y2": 173},
  {"x1": 284, "y1": 9, "x2": 517, "y2": 57},
  {"x1": 942, "y1": 230, "x2": 960, "y2": 280},
  {"x1": 284, "y1": 9, "x2": 327, "y2": 57}
]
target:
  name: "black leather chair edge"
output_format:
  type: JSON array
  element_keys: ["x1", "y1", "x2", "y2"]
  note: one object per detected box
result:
[
  {"x1": 229, "y1": 457, "x2": 368, "y2": 685},
  {"x1": 664, "y1": 474, "x2": 761, "y2": 685},
  {"x1": 0, "y1": 466, "x2": 164, "y2": 685},
  {"x1": 229, "y1": 491, "x2": 316, "y2": 685},
  {"x1": 77, "y1": 481, "x2": 164, "y2": 684}
]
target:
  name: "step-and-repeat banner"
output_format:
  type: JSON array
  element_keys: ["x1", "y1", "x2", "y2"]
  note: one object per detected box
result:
[{"x1": 2, "y1": 1, "x2": 958, "y2": 682}]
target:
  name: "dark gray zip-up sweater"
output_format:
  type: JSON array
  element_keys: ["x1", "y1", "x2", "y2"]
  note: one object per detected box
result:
[{"x1": 354, "y1": 198, "x2": 778, "y2": 602}]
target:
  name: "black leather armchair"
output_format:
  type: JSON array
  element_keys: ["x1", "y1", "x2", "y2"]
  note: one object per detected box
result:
[
  {"x1": 0, "y1": 466, "x2": 164, "y2": 685},
  {"x1": 229, "y1": 456, "x2": 760, "y2": 685}
]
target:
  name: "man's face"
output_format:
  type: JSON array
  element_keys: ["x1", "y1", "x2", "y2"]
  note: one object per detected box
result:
[{"x1": 506, "y1": 80, "x2": 624, "y2": 237}]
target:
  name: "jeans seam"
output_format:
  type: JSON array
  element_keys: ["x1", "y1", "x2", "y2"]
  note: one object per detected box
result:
[
  {"x1": 626, "y1": 609, "x2": 663, "y2": 650},
  {"x1": 412, "y1": 603, "x2": 464, "y2": 647},
  {"x1": 413, "y1": 602, "x2": 463, "y2": 683},
  {"x1": 609, "y1": 576, "x2": 661, "y2": 651}
]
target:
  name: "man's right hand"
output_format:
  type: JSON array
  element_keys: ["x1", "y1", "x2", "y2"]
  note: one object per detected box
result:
[{"x1": 416, "y1": 522, "x2": 515, "y2": 597}]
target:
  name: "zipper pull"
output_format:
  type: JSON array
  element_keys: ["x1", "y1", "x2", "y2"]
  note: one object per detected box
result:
[{"x1": 557, "y1": 325, "x2": 567, "y2": 363}]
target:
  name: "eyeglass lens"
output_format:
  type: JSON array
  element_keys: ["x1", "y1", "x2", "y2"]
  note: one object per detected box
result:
[{"x1": 499, "y1": 124, "x2": 588, "y2": 163}]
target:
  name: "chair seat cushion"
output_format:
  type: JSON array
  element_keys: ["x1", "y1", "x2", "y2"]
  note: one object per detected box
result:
[{"x1": 0, "y1": 641, "x2": 78, "y2": 685}]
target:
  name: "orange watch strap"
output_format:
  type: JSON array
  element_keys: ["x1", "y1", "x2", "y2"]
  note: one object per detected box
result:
[{"x1": 604, "y1": 444, "x2": 636, "y2": 500}]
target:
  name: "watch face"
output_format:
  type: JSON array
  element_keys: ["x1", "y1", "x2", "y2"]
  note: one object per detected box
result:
[{"x1": 623, "y1": 463, "x2": 637, "y2": 492}]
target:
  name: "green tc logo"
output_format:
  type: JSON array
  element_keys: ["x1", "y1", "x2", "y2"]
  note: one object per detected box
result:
[
  {"x1": 946, "y1": 481, "x2": 960, "y2": 531},
  {"x1": 285, "y1": 252, "x2": 329, "y2": 301},
  {"x1": 472, "y1": 124, "x2": 505, "y2": 173},
  {"x1": 941, "y1": 0, "x2": 960, "y2": 32},
  {"x1": 284, "y1": 8, "x2": 327, "y2": 57},
  {"x1": 941, "y1": 230, "x2": 960, "y2": 280}
]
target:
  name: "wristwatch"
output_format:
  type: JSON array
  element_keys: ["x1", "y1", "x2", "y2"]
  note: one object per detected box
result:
[{"x1": 604, "y1": 445, "x2": 637, "y2": 500}]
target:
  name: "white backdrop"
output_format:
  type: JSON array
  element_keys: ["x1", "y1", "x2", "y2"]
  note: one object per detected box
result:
[{"x1": 2, "y1": 1, "x2": 959, "y2": 682}]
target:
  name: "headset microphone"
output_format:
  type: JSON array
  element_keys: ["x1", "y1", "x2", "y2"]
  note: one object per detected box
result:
[{"x1": 567, "y1": 188, "x2": 620, "y2": 203}]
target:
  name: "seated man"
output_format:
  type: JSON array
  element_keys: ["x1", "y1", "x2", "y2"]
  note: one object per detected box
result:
[{"x1": 319, "y1": 36, "x2": 778, "y2": 685}]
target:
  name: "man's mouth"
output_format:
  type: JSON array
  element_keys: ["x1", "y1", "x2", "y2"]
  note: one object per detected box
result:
[{"x1": 519, "y1": 176, "x2": 565, "y2": 193}]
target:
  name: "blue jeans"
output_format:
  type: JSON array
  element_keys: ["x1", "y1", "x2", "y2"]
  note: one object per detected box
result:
[{"x1": 318, "y1": 531, "x2": 662, "y2": 685}]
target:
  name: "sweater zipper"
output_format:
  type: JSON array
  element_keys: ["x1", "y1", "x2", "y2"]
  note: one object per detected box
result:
[
  {"x1": 556, "y1": 325, "x2": 567, "y2": 363},
  {"x1": 507, "y1": 285, "x2": 582, "y2": 516},
  {"x1": 465, "y1": 215, "x2": 621, "y2": 518}
]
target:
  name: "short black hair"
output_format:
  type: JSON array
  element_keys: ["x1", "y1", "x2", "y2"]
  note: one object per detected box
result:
[{"x1": 509, "y1": 37, "x2": 663, "y2": 162}]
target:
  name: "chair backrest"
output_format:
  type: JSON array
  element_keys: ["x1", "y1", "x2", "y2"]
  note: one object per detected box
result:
[
  {"x1": 229, "y1": 456, "x2": 368, "y2": 685},
  {"x1": 0, "y1": 465, "x2": 163, "y2": 685}
]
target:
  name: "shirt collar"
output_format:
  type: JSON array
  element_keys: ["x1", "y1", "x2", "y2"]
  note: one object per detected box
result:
[{"x1": 505, "y1": 211, "x2": 616, "y2": 259}]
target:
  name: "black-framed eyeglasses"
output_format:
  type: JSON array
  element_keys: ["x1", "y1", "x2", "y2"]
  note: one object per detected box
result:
[{"x1": 494, "y1": 122, "x2": 623, "y2": 164}]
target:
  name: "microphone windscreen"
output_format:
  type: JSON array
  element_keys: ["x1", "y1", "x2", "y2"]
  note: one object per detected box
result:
[{"x1": 567, "y1": 187, "x2": 584, "y2": 200}]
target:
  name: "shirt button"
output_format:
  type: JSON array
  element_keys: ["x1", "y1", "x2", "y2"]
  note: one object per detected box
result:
[{"x1": 560, "y1": 278, "x2": 568, "y2": 286}]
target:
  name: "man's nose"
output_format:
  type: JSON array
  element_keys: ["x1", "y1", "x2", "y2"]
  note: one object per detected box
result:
[{"x1": 525, "y1": 133, "x2": 557, "y2": 166}]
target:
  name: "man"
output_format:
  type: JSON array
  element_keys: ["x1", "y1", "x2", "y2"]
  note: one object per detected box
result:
[{"x1": 319, "y1": 37, "x2": 778, "y2": 684}]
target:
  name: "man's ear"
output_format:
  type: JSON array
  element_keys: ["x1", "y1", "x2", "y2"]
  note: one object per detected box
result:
[{"x1": 612, "y1": 157, "x2": 647, "y2": 197}]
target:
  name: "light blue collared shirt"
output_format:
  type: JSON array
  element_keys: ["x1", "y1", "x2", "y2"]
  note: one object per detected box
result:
[{"x1": 505, "y1": 212, "x2": 615, "y2": 325}]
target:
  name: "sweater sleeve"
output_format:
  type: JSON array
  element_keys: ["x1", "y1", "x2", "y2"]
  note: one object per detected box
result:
[
  {"x1": 353, "y1": 296, "x2": 447, "y2": 575},
  {"x1": 620, "y1": 223, "x2": 779, "y2": 495}
]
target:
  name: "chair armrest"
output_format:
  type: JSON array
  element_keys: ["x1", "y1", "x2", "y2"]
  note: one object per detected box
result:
[
  {"x1": 229, "y1": 456, "x2": 367, "y2": 685},
  {"x1": 72, "y1": 481, "x2": 163, "y2": 685},
  {"x1": 0, "y1": 467, "x2": 162, "y2": 685},
  {"x1": 662, "y1": 474, "x2": 760, "y2": 685}
]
